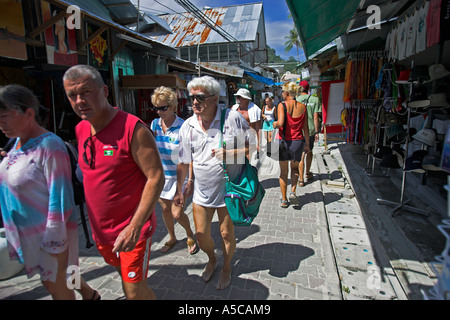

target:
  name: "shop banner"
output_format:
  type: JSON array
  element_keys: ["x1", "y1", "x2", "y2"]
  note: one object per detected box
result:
[
  {"x1": 87, "y1": 23, "x2": 108, "y2": 71},
  {"x1": 41, "y1": 2, "x2": 78, "y2": 66},
  {"x1": 0, "y1": 0, "x2": 27, "y2": 60}
]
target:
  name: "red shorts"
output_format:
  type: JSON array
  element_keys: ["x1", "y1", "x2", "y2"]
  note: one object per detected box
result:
[{"x1": 96, "y1": 238, "x2": 152, "y2": 283}]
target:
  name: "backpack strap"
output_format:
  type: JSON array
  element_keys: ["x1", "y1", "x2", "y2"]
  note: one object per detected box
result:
[
  {"x1": 219, "y1": 108, "x2": 228, "y2": 174},
  {"x1": 219, "y1": 108, "x2": 227, "y2": 147},
  {"x1": 281, "y1": 102, "x2": 287, "y2": 140}
]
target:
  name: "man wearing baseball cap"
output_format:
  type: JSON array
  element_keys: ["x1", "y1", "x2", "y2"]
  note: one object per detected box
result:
[
  {"x1": 232, "y1": 88, "x2": 262, "y2": 158},
  {"x1": 296, "y1": 80, "x2": 321, "y2": 186}
]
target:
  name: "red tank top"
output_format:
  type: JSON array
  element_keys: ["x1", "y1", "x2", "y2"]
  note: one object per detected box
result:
[
  {"x1": 76, "y1": 109, "x2": 156, "y2": 245},
  {"x1": 278, "y1": 102, "x2": 306, "y2": 141}
]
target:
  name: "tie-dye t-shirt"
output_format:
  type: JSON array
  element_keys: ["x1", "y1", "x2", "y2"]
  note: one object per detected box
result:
[{"x1": 0, "y1": 132, "x2": 78, "y2": 282}]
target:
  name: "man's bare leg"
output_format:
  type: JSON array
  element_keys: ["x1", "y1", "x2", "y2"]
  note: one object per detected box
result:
[
  {"x1": 216, "y1": 206, "x2": 236, "y2": 290},
  {"x1": 193, "y1": 204, "x2": 217, "y2": 282}
]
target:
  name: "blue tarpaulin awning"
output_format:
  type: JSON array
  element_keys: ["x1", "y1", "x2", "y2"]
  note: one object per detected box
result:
[{"x1": 244, "y1": 71, "x2": 281, "y2": 86}]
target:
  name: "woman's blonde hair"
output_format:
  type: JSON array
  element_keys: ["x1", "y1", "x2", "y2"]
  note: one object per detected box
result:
[
  {"x1": 282, "y1": 82, "x2": 300, "y2": 97},
  {"x1": 151, "y1": 86, "x2": 178, "y2": 109}
]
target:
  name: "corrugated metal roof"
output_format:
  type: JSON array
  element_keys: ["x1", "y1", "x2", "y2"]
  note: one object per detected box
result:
[
  {"x1": 151, "y1": 3, "x2": 263, "y2": 47},
  {"x1": 65, "y1": 0, "x2": 172, "y2": 35},
  {"x1": 97, "y1": 0, "x2": 139, "y2": 24},
  {"x1": 55, "y1": 0, "x2": 177, "y2": 56}
]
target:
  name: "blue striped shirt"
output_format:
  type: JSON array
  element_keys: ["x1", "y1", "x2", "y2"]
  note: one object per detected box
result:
[{"x1": 151, "y1": 116, "x2": 184, "y2": 179}]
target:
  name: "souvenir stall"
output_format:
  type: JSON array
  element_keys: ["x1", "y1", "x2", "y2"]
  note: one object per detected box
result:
[
  {"x1": 289, "y1": 0, "x2": 450, "y2": 300},
  {"x1": 328, "y1": 0, "x2": 450, "y2": 228},
  {"x1": 340, "y1": 0, "x2": 450, "y2": 174},
  {"x1": 341, "y1": 51, "x2": 392, "y2": 149},
  {"x1": 351, "y1": 0, "x2": 450, "y2": 300}
]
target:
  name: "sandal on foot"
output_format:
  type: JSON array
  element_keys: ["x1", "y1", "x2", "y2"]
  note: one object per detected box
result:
[
  {"x1": 289, "y1": 192, "x2": 298, "y2": 204},
  {"x1": 298, "y1": 180, "x2": 305, "y2": 187},
  {"x1": 306, "y1": 172, "x2": 313, "y2": 180},
  {"x1": 161, "y1": 240, "x2": 177, "y2": 253},
  {"x1": 187, "y1": 239, "x2": 199, "y2": 255},
  {"x1": 85, "y1": 290, "x2": 101, "y2": 300},
  {"x1": 280, "y1": 200, "x2": 289, "y2": 208}
]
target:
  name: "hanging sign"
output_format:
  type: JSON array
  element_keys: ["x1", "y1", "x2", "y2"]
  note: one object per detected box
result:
[
  {"x1": 87, "y1": 23, "x2": 108, "y2": 71},
  {"x1": 41, "y1": 2, "x2": 78, "y2": 66}
]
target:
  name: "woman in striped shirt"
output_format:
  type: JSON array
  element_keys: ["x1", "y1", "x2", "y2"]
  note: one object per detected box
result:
[{"x1": 151, "y1": 87, "x2": 198, "y2": 255}]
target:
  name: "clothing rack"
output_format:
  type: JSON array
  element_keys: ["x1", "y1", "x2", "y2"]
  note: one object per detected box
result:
[
  {"x1": 376, "y1": 80, "x2": 429, "y2": 217},
  {"x1": 341, "y1": 100, "x2": 378, "y2": 146}
]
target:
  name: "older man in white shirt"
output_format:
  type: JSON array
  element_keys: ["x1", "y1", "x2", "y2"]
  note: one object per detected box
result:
[{"x1": 174, "y1": 76, "x2": 254, "y2": 290}]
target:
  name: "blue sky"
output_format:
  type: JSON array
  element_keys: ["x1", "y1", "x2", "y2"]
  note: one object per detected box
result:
[{"x1": 131, "y1": 0, "x2": 304, "y2": 61}]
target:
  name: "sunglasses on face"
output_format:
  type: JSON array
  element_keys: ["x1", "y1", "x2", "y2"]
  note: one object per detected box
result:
[
  {"x1": 83, "y1": 136, "x2": 94, "y2": 167},
  {"x1": 188, "y1": 94, "x2": 213, "y2": 103},
  {"x1": 152, "y1": 105, "x2": 169, "y2": 112}
]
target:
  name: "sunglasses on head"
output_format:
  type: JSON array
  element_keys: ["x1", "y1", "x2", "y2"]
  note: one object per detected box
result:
[
  {"x1": 152, "y1": 106, "x2": 169, "y2": 112},
  {"x1": 188, "y1": 94, "x2": 213, "y2": 103}
]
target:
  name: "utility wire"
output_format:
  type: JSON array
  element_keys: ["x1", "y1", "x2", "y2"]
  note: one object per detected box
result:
[{"x1": 175, "y1": 0, "x2": 238, "y2": 43}]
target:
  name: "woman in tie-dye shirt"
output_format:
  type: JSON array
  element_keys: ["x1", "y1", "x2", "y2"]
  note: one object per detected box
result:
[{"x1": 0, "y1": 84, "x2": 98, "y2": 300}]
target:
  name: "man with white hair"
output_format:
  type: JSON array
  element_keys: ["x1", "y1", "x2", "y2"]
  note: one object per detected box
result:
[
  {"x1": 174, "y1": 76, "x2": 254, "y2": 290},
  {"x1": 232, "y1": 88, "x2": 262, "y2": 158}
]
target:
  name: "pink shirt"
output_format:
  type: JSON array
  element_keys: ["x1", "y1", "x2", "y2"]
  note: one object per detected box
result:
[
  {"x1": 426, "y1": 0, "x2": 441, "y2": 48},
  {"x1": 76, "y1": 109, "x2": 156, "y2": 245}
]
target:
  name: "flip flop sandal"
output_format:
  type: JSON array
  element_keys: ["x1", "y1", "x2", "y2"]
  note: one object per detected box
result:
[
  {"x1": 161, "y1": 240, "x2": 177, "y2": 253},
  {"x1": 187, "y1": 239, "x2": 199, "y2": 255},
  {"x1": 91, "y1": 290, "x2": 101, "y2": 300},
  {"x1": 289, "y1": 192, "x2": 298, "y2": 204},
  {"x1": 298, "y1": 180, "x2": 305, "y2": 187},
  {"x1": 280, "y1": 200, "x2": 289, "y2": 208},
  {"x1": 84, "y1": 290, "x2": 101, "y2": 300}
]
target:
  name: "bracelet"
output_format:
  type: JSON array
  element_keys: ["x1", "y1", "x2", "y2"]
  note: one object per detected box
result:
[{"x1": 315, "y1": 132, "x2": 320, "y2": 135}]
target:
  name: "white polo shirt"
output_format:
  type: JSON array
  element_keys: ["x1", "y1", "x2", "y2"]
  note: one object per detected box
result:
[{"x1": 178, "y1": 107, "x2": 253, "y2": 207}]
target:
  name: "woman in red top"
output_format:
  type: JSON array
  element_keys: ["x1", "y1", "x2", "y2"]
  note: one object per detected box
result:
[{"x1": 273, "y1": 82, "x2": 310, "y2": 208}]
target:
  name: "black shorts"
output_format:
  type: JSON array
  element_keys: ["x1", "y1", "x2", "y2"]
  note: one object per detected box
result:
[{"x1": 279, "y1": 139, "x2": 305, "y2": 162}]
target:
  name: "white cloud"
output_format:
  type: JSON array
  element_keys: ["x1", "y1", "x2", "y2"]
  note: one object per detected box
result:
[
  {"x1": 265, "y1": 20, "x2": 300, "y2": 59},
  {"x1": 265, "y1": 20, "x2": 294, "y2": 48}
]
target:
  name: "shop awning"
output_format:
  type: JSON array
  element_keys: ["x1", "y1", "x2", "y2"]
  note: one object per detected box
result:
[
  {"x1": 199, "y1": 62, "x2": 244, "y2": 78},
  {"x1": 244, "y1": 71, "x2": 281, "y2": 86},
  {"x1": 286, "y1": 0, "x2": 360, "y2": 59}
]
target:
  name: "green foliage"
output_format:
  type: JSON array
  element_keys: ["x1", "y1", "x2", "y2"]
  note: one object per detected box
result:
[{"x1": 267, "y1": 45, "x2": 299, "y2": 73}]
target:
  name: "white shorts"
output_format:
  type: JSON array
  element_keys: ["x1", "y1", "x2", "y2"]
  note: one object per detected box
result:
[{"x1": 160, "y1": 179, "x2": 186, "y2": 200}]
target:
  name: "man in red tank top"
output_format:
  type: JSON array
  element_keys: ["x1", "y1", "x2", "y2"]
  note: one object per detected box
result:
[{"x1": 63, "y1": 65, "x2": 164, "y2": 300}]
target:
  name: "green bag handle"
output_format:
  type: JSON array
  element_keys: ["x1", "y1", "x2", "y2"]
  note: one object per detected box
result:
[{"x1": 219, "y1": 108, "x2": 230, "y2": 179}]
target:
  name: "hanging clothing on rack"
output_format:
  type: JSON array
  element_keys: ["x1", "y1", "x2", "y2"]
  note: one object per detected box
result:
[{"x1": 344, "y1": 52, "x2": 386, "y2": 102}]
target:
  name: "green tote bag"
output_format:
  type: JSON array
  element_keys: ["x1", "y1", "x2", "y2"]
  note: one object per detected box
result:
[{"x1": 219, "y1": 109, "x2": 266, "y2": 226}]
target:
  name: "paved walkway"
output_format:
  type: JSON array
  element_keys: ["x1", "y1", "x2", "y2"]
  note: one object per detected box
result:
[{"x1": 0, "y1": 138, "x2": 439, "y2": 300}]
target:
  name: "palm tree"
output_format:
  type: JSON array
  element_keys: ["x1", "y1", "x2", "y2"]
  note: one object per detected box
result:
[{"x1": 284, "y1": 27, "x2": 302, "y2": 62}]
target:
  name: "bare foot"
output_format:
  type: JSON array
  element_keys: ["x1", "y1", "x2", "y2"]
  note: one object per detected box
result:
[
  {"x1": 201, "y1": 260, "x2": 217, "y2": 282},
  {"x1": 216, "y1": 270, "x2": 232, "y2": 290}
]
